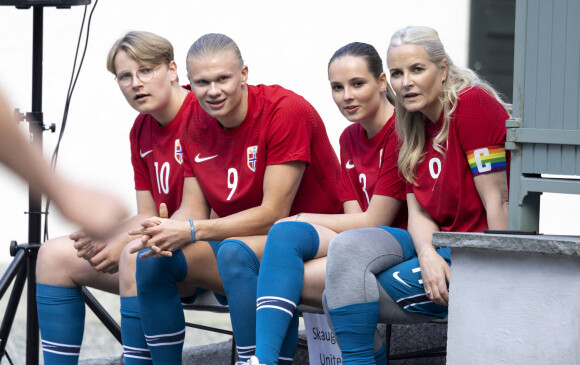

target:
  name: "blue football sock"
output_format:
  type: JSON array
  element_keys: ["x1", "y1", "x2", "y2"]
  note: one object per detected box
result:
[
  {"x1": 216, "y1": 239, "x2": 260, "y2": 362},
  {"x1": 136, "y1": 249, "x2": 187, "y2": 365},
  {"x1": 328, "y1": 301, "x2": 380, "y2": 365},
  {"x1": 278, "y1": 312, "x2": 299, "y2": 365},
  {"x1": 120, "y1": 296, "x2": 152, "y2": 364},
  {"x1": 36, "y1": 283, "x2": 85, "y2": 365},
  {"x1": 255, "y1": 222, "x2": 319, "y2": 365},
  {"x1": 374, "y1": 344, "x2": 387, "y2": 364}
]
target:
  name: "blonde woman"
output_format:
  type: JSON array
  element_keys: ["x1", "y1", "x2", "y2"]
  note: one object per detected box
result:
[{"x1": 324, "y1": 26, "x2": 511, "y2": 364}]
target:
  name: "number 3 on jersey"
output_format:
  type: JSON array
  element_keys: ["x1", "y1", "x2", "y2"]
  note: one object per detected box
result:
[
  {"x1": 359, "y1": 173, "x2": 370, "y2": 205},
  {"x1": 154, "y1": 161, "x2": 170, "y2": 194},
  {"x1": 227, "y1": 168, "x2": 238, "y2": 200}
]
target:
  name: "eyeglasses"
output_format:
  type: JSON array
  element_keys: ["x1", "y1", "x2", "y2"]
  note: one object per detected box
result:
[{"x1": 115, "y1": 64, "x2": 163, "y2": 87}]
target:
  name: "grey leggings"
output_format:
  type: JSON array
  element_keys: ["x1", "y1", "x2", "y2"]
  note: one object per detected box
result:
[{"x1": 324, "y1": 227, "x2": 433, "y2": 324}]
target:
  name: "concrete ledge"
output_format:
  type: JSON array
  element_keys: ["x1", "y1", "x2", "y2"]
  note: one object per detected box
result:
[
  {"x1": 433, "y1": 232, "x2": 580, "y2": 363},
  {"x1": 432, "y1": 231, "x2": 580, "y2": 256}
]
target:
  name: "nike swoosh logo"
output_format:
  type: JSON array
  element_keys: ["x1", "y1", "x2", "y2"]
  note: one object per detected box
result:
[
  {"x1": 392, "y1": 271, "x2": 411, "y2": 288},
  {"x1": 140, "y1": 149, "x2": 153, "y2": 158},
  {"x1": 195, "y1": 153, "x2": 219, "y2": 163},
  {"x1": 345, "y1": 160, "x2": 355, "y2": 169}
]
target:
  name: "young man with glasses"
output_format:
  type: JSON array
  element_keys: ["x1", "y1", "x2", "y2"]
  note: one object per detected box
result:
[{"x1": 35, "y1": 31, "x2": 191, "y2": 365}]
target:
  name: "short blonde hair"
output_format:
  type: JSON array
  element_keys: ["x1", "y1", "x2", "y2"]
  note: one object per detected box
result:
[
  {"x1": 186, "y1": 33, "x2": 243, "y2": 69},
  {"x1": 107, "y1": 31, "x2": 174, "y2": 75}
]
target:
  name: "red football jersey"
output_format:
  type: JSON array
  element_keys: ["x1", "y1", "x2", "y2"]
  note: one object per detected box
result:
[
  {"x1": 181, "y1": 84, "x2": 343, "y2": 217},
  {"x1": 130, "y1": 90, "x2": 194, "y2": 216},
  {"x1": 409, "y1": 86, "x2": 509, "y2": 232},
  {"x1": 338, "y1": 114, "x2": 407, "y2": 228}
]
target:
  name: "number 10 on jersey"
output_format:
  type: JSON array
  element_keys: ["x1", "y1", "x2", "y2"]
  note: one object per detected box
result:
[{"x1": 154, "y1": 161, "x2": 170, "y2": 194}]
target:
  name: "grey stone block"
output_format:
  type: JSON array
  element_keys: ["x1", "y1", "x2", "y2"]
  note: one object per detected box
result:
[{"x1": 432, "y1": 231, "x2": 580, "y2": 256}]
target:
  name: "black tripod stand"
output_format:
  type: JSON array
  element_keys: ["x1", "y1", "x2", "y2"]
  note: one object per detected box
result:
[{"x1": 0, "y1": 2, "x2": 121, "y2": 363}]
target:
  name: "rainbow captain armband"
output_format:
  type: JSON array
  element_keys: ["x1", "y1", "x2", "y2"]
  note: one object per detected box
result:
[{"x1": 466, "y1": 145, "x2": 506, "y2": 176}]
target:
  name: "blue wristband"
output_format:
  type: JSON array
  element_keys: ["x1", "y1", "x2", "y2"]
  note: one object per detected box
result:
[{"x1": 189, "y1": 219, "x2": 196, "y2": 243}]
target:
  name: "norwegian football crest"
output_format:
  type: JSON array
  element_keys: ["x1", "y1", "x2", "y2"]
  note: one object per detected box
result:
[
  {"x1": 247, "y1": 145, "x2": 258, "y2": 172},
  {"x1": 174, "y1": 139, "x2": 183, "y2": 164}
]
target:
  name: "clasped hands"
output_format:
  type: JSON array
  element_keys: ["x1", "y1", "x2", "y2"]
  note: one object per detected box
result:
[
  {"x1": 128, "y1": 215, "x2": 192, "y2": 259},
  {"x1": 70, "y1": 231, "x2": 122, "y2": 274}
]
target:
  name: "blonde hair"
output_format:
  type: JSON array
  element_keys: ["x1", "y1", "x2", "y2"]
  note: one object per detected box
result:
[
  {"x1": 186, "y1": 33, "x2": 244, "y2": 69},
  {"x1": 389, "y1": 26, "x2": 512, "y2": 184},
  {"x1": 106, "y1": 31, "x2": 174, "y2": 75}
]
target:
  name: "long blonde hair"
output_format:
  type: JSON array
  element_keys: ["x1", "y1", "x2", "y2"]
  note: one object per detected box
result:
[{"x1": 389, "y1": 26, "x2": 511, "y2": 184}]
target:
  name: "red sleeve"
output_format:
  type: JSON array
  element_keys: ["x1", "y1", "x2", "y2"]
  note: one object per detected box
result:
[
  {"x1": 264, "y1": 95, "x2": 314, "y2": 165},
  {"x1": 455, "y1": 87, "x2": 508, "y2": 153},
  {"x1": 182, "y1": 141, "x2": 195, "y2": 178},
  {"x1": 455, "y1": 87, "x2": 509, "y2": 177},
  {"x1": 338, "y1": 131, "x2": 357, "y2": 203},
  {"x1": 373, "y1": 122, "x2": 406, "y2": 201},
  {"x1": 181, "y1": 106, "x2": 196, "y2": 178},
  {"x1": 130, "y1": 115, "x2": 151, "y2": 191}
]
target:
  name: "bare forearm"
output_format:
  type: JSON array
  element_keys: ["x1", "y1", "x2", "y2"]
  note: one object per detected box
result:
[
  {"x1": 75, "y1": 213, "x2": 148, "y2": 246},
  {"x1": 408, "y1": 222, "x2": 439, "y2": 255},
  {"x1": 106, "y1": 221, "x2": 143, "y2": 249},
  {"x1": 485, "y1": 202, "x2": 509, "y2": 230},
  {"x1": 0, "y1": 94, "x2": 59, "y2": 197},
  {"x1": 141, "y1": 163, "x2": 303, "y2": 247},
  {"x1": 474, "y1": 171, "x2": 509, "y2": 231},
  {"x1": 407, "y1": 194, "x2": 440, "y2": 255},
  {"x1": 118, "y1": 213, "x2": 153, "y2": 235},
  {"x1": 295, "y1": 211, "x2": 386, "y2": 233},
  {"x1": 193, "y1": 205, "x2": 280, "y2": 241},
  {"x1": 0, "y1": 127, "x2": 57, "y2": 197},
  {"x1": 170, "y1": 205, "x2": 209, "y2": 222},
  {"x1": 148, "y1": 206, "x2": 210, "y2": 246},
  {"x1": 296, "y1": 196, "x2": 404, "y2": 232}
]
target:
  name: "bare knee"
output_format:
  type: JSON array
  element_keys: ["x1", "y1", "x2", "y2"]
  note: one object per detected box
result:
[
  {"x1": 37, "y1": 236, "x2": 82, "y2": 285},
  {"x1": 119, "y1": 241, "x2": 139, "y2": 273},
  {"x1": 119, "y1": 240, "x2": 140, "y2": 296},
  {"x1": 181, "y1": 241, "x2": 223, "y2": 295},
  {"x1": 302, "y1": 257, "x2": 326, "y2": 308}
]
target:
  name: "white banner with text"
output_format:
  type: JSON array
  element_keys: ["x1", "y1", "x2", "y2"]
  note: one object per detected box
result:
[{"x1": 303, "y1": 312, "x2": 343, "y2": 365}]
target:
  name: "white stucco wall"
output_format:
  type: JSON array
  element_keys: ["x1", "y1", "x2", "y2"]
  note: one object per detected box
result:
[
  {"x1": 0, "y1": 0, "x2": 470, "y2": 261},
  {"x1": 0, "y1": 1, "x2": 578, "y2": 263},
  {"x1": 446, "y1": 248, "x2": 580, "y2": 364}
]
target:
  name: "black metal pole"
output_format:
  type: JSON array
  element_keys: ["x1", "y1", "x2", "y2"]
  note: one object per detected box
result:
[
  {"x1": 26, "y1": 6, "x2": 44, "y2": 364},
  {"x1": 0, "y1": 2, "x2": 93, "y2": 363}
]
